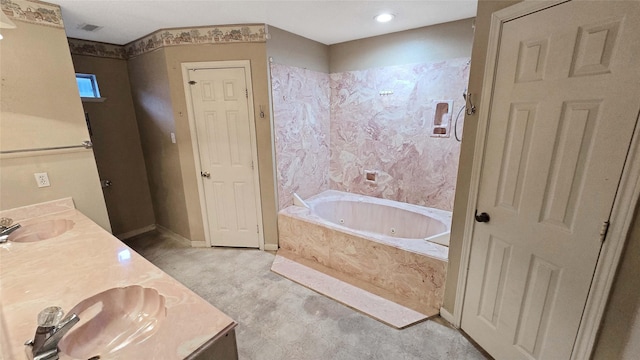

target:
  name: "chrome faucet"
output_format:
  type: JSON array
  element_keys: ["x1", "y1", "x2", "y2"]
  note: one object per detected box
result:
[
  {"x1": 0, "y1": 217, "x2": 21, "y2": 243},
  {"x1": 25, "y1": 307, "x2": 80, "y2": 360}
]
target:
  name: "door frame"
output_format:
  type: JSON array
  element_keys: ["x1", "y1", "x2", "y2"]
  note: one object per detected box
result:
[
  {"x1": 181, "y1": 60, "x2": 266, "y2": 250},
  {"x1": 452, "y1": 1, "x2": 640, "y2": 358}
]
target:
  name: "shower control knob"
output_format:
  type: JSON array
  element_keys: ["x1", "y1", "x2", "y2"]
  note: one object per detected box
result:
[
  {"x1": 474, "y1": 210, "x2": 490, "y2": 223},
  {"x1": 201, "y1": 171, "x2": 211, "y2": 178}
]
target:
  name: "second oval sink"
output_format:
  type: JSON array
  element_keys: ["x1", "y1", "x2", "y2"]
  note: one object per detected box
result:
[
  {"x1": 58, "y1": 285, "x2": 167, "y2": 359},
  {"x1": 9, "y1": 219, "x2": 75, "y2": 242}
]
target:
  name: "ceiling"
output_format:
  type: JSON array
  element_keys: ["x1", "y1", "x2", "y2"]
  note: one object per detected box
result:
[{"x1": 53, "y1": 0, "x2": 477, "y2": 46}]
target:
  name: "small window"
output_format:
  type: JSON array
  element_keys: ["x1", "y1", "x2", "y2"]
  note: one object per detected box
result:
[{"x1": 76, "y1": 73, "x2": 101, "y2": 98}]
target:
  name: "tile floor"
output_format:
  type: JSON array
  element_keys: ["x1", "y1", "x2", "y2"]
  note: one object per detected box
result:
[{"x1": 126, "y1": 231, "x2": 490, "y2": 360}]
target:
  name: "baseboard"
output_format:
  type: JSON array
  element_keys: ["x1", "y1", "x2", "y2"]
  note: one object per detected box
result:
[
  {"x1": 155, "y1": 224, "x2": 194, "y2": 247},
  {"x1": 115, "y1": 224, "x2": 156, "y2": 240},
  {"x1": 439, "y1": 307, "x2": 458, "y2": 328},
  {"x1": 264, "y1": 243, "x2": 279, "y2": 251},
  {"x1": 154, "y1": 224, "x2": 274, "y2": 250}
]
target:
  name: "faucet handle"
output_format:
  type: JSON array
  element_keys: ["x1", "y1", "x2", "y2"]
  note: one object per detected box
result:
[
  {"x1": 37, "y1": 306, "x2": 65, "y2": 327},
  {"x1": 0, "y1": 217, "x2": 13, "y2": 228},
  {"x1": 27, "y1": 307, "x2": 80, "y2": 360}
]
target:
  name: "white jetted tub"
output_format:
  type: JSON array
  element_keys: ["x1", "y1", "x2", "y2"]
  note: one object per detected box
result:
[
  {"x1": 310, "y1": 192, "x2": 450, "y2": 247},
  {"x1": 278, "y1": 190, "x2": 451, "y2": 316}
]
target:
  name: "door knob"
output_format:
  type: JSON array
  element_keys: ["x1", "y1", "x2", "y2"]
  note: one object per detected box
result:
[
  {"x1": 475, "y1": 210, "x2": 490, "y2": 223},
  {"x1": 201, "y1": 171, "x2": 211, "y2": 178}
]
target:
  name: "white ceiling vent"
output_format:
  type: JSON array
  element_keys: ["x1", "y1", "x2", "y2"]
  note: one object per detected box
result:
[{"x1": 78, "y1": 23, "x2": 102, "y2": 32}]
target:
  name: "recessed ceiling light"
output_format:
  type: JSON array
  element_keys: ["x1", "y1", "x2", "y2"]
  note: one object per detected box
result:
[{"x1": 375, "y1": 13, "x2": 395, "y2": 23}]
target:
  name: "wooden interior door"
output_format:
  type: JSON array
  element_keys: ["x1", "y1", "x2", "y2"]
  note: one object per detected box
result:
[
  {"x1": 461, "y1": 1, "x2": 640, "y2": 359},
  {"x1": 188, "y1": 67, "x2": 261, "y2": 248}
]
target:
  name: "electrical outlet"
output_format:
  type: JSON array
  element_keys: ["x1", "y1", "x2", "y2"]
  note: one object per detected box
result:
[{"x1": 34, "y1": 172, "x2": 50, "y2": 187}]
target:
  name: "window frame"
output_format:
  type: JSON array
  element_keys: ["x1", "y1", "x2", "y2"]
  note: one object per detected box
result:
[{"x1": 76, "y1": 73, "x2": 105, "y2": 102}]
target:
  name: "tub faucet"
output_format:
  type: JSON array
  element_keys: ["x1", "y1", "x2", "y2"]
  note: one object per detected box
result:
[
  {"x1": 25, "y1": 307, "x2": 80, "y2": 360},
  {"x1": 0, "y1": 217, "x2": 21, "y2": 243}
]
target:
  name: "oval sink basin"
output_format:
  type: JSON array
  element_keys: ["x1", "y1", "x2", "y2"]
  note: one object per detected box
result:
[
  {"x1": 9, "y1": 219, "x2": 75, "y2": 242},
  {"x1": 59, "y1": 285, "x2": 167, "y2": 359}
]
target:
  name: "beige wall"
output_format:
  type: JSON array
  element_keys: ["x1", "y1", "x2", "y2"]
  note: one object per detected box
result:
[
  {"x1": 266, "y1": 26, "x2": 330, "y2": 72},
  {"x1": 127, "y1": 49, "x2": 192, "y2": 239},
  {"x1": 268, "y1": 19, "x2": 474, "y2": 78},
  {"x1": 442, "y1": 0, "x2": 521, "y2": 314},
  {"x1": 1, "y1": 24, "x2": 90, "y2": 150},
  {"x1": 0, "y1": 21, "x2": 110, "y2": 231},
  {"x1": 71, "y1": 55, "x2": 155, "y2": 236},
  {"x1": 127, "y1": 42, "x2": 278, "y2": 246},
  {"x1": 593, "y1": 204, "x2": 640, "y2": 359},
  {"x1": 329, "y1": 18, "x2": 475, "y2": 73},
  {"x1": 162, "y1": 43, "x2": 278, "y2": 247}
]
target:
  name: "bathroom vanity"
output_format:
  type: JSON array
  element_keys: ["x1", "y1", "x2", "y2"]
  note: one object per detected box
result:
[{"x1": 0, "y1": 198, "x2": 238, "y2": 359}]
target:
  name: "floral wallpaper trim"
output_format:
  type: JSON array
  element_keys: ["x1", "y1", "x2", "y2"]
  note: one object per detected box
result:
[
  {"x1": 68, "y1": 38, "x2": 127, "y2": 60},
  {"x1": 1, "y1": 0, "x2": 63, "y2": 28},
  {"x1": 67, "y1": 24, "x2": 267, "y2": 60},
  {"x1": 124, "y1": 24, "x2": 267, "y2": 58}
]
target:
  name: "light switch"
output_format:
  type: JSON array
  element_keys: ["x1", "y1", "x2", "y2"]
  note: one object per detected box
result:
[{"x1": 170, "y1": 132, "x2": 176, "y2": 144}]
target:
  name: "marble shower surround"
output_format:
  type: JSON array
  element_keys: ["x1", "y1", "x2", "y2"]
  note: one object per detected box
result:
[
  {"x1": 271, "y1": 63, "x2": 331, "y2": 209},
  {"x1": 329, "y1": 58, "x2": 470, "y2": 211}
]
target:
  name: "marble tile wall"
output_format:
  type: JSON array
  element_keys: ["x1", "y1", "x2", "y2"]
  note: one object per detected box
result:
[
  {"x1": 329, "y1": 58, "x2": 470, "y2": 211},
  {"x1": 271, "y1": 64, "x2": 331, "y2": 209},
  {"x1": 271, "y1": 58, "x2": 470, "y2": 211},
  {"x1": 278, "y1": 210, "x2": 447, "y2": 315}
]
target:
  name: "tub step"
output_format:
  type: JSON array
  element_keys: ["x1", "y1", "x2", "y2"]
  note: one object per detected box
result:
[{"x1": 271, "y1": 250, "x2": 432, "y2": 329}]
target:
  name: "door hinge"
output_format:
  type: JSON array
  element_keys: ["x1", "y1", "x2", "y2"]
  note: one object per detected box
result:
[
  {"x1": 245, "y1": 89, "x2": 248, "y2": 98},
  {"x1": 251, "y1": 161, "x2": 254, "y2": 170},
  {"x1": 600, "y1": 220, "x2": 611, "y2": 243},
  {"x1": 188, "y1": 80, "x2": 197, "y2": 85},
  {"x1": 256, "y1": 225, "x2": 259, "y2": 233}
]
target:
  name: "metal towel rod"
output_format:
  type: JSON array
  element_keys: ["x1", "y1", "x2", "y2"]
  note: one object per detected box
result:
[{"x1": 0, "y1": 141, "x2": 93, "y2": 155}]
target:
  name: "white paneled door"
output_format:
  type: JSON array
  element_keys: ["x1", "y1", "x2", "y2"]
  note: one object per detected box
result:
[
  {"x1": 462, "y1": 1, "x2": 640, "y2": 359},
  {"x1": 188, "y1": 67, "x2": 261, "y2": 248}
]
